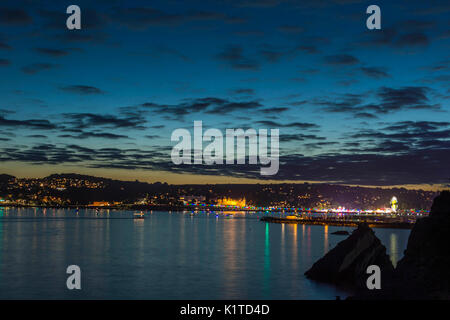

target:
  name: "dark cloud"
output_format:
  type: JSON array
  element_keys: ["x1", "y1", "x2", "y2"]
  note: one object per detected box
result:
[
  {"x1": 62, "y1": 113, "x2": 146, "y2": 130},
  {"x1": 360, "y1": 25, "x2": 431, "y2": 49},
  {"x1": 349, "y1": 121, "x2": 450, "y2": 150},
  {"x1": 397, "y1": 20, "x2": 435, "y2": 32},
  {"x1": 439, "y1": 30, "x2": 450, "y2": 39},
  {"x1": 287, "y1": 100, "x2": 308, "y2": 106},
  {"x1": 433, "y1": 75, "x2": 450, "y2": 82},
  {"x1": 290, "y1": 77, "x2": 307, "y2": 83},
  {"x1": 0, "y1": 143, "x2": 170, "y2": 168},
  {"x1": 54, "y1": 31, "x2": 108, "y2": 43},
  {"x1": 360, "y1": 28, "x2": 397, "y2": 47},
  {"x1": 81, "y1": 132, "x2": 128, "y2": 140},
  {"x1": 338, "y1": 79, "x2": 359, "y2": 87},
  {"x1": 60, "y1": 85, "x2": 104, "y2": 95},
  {"x1": 21, "y1": 63, "x2": 56, "y2": 74},
  {"x1": 0, "y1": 115, "x2": 58, "y2": 130},
  {"x1": 377, "y1": 86, "x2": 432, "y2": 112},
  {"x1": 206, "y1": 101, "x2": 262, "y2": 114},
  {"x1": 258, "y1": 43, "x2": 321, "y2": 64},
  {"x1": 260, "y1": 49, "x2": 284, "y2": 62},
  {"x1": 234, "y1": 30, "x2": 265, "y2": 37},
  {"x1": 0, "y1": 58, "x2": 10, "y2": 66},
  {"x1": 141, "y1": 97, "x2": 264, "y2": 118},
  {"x1": 294, "y1": 45, "x2": 319, "y2": 54},
  {"x1": 150, "y1": 140, "x2": 449, "y2": 185},
  {"x1": 59, "y1": 132, "x2": 129, "y2": 140},
  {"x1": 110, "y1": 7, "x2": 244, "y2": 29},
  {"x1": 186, "y1": 11, "x2": 245, "y2": 24},
  {"x1": 216, "y1": 46, "x2": 259, "y2": 70},
  {"x1": 314, "y1": 93, "x2": 363, "y2": 113},
  {"x1": 395, "y1": 32, "x2": 429, "y2": 47},
  {"x1": 256, "y1": 121, "x2": 319, "y2": 129},
  {"x1": 0, "y1": 42, "x2": 11, "y2": 49},
  {"x1": 267, "y1": 149, "x2": 449, "y2": 186},
  {"x1": 260, "y1": 107, "x2": 289, "y2": 114},
  {"x1": 130, "y1": 46, "x2": 191, "y2": 62},
  {"x1": 0, "y1": 144, "x2": 93, "y2": 164},
  {"x1": 0, "y1": 7, "x2": 32, "y2": 25},
  {"x1": 232, "y1": 88, "x2": 255, "y2": 95},
  {"x1": 110, "y1": 7, "x2": 183, "y2": 28},
  {"x1": 27, "y1": 135, "x2": 48, "y2": 138},
  {"x1": 217, "y1": 42, "x2": 319, "y2": 69},
  {"x1": 413, "y1": 4, "x2": 450, "y2": 16},
  {"x1": 0, "y1": 109, "x2": 14, "y2": 116},
  {"x1": 34, "y1": 48, "x2": 70, "y2": 57},
  {"x1": 278, "y1": 25, "x2": 304, "y2": 34},
  {"x1": 235, "y1": 0, "x2": 281, "y2": 8},
  {"x1": 279, "y1": 133, "x2": 326, "y2": 142},
  {"x1": 298, "y1": 68, "x2": 320, "y2": 74},
  {"x1": 384, "y1": 121, "x2": 450, "y2": 132},
  {"x1": 324, "y1": 54, "x2": 359, "y2": 65},
  {"x1": 360, "y1": 66, "x2": 390, "y2": 79},
  {"x1": 303, "y1": 141, "x2": 338, "y2": 150},
  {"x1": 354, "y1": 112, "x2": 378, "y2": 119},
  {"x1": 318, "y1": 86, "x2": 440, "y2": 116}
]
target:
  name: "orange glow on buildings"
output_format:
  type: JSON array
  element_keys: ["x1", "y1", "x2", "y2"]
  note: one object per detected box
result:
[
  {"x1": 88, "y1": 201, "x2": 110, "y2": 207},
  {"x1": 217, "y1": 197, "x2": 246, "y2": 207}
]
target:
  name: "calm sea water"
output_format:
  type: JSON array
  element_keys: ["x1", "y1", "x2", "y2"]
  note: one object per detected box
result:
[{"x1": 0, "y1": 207, "x2": 410, "y2": 300}]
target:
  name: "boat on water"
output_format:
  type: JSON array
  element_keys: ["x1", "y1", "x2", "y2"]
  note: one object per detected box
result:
[{"x1": 133, "y1": 211, "x2": 145, "y2": 219}]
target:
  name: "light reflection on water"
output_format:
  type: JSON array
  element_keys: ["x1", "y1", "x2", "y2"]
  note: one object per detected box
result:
[
  {"x1": 0, "y1": 208, "x2": 410, "y2": 299},
  {"x1": 260, "y1": 223, "x2": 268, "y2": 298},
  {"x1": 390, "y1": 233, "x2": 399, "y2": 267}
]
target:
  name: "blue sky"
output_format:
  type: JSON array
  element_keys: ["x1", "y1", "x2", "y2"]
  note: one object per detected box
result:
[{"x1": 0, "y1": 0, "x2": 449, "y2": 188}]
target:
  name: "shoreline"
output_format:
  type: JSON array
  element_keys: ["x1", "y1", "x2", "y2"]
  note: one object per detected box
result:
[{"x1": 1, "y1": 205, "x2": 417, "y2": 229}]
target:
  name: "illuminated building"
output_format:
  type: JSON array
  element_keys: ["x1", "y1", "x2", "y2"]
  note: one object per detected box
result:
[
  {"x1": 88, "y1": 201, "x2": 111, "y2": 207},
  {"x1": 391, "y1": 196, "x2": 398, "y2": 212},
  {"x1": 217, "y1": 197, "x2": 246, "y2": 207}
]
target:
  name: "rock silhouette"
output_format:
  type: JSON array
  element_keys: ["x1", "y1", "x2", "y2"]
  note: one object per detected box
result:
[
  {"x1": 305, "y1": 223, "x2": 394, "y2": 289},
  {"x1": 391, "y1": 190, "x2": 450, "y2": 299},
  {"x1": 310, "y1": 191, "x2": 450, "y2": 300}
]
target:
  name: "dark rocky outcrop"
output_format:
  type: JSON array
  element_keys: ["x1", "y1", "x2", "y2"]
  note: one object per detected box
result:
[
  {"x1": 306, "y1": 191, "x2": 450, "y2": 299},
  {"x1": 347, "y1": 191, "x2": 450, "y2": 300},
  {"x1": 305, "y1": 223, "x2": 394, "y2": 289},
  {"x1": 390, "y1": 190, "x2": 450, "y2": 299}
]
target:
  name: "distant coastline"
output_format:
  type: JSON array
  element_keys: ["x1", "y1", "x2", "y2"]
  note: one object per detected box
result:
[{"x1": 1, "y1": 204, "x2": 420, "y2": 229}]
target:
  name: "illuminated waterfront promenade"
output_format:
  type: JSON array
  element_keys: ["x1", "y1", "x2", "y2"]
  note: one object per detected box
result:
[
  {"x1": 186, "y1": 202, "x2": 427, "y2": 229},
  {"x1": 185, "y1": 202, "x2": 429, "y2": 216},
  {"x1": 0, "y1": 201, "x2": 429, "y2": 217}
]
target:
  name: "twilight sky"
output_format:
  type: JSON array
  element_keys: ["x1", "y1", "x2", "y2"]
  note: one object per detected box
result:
[{"x1": 0, "y1": 0, "x2": 449, "y2": 188}]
